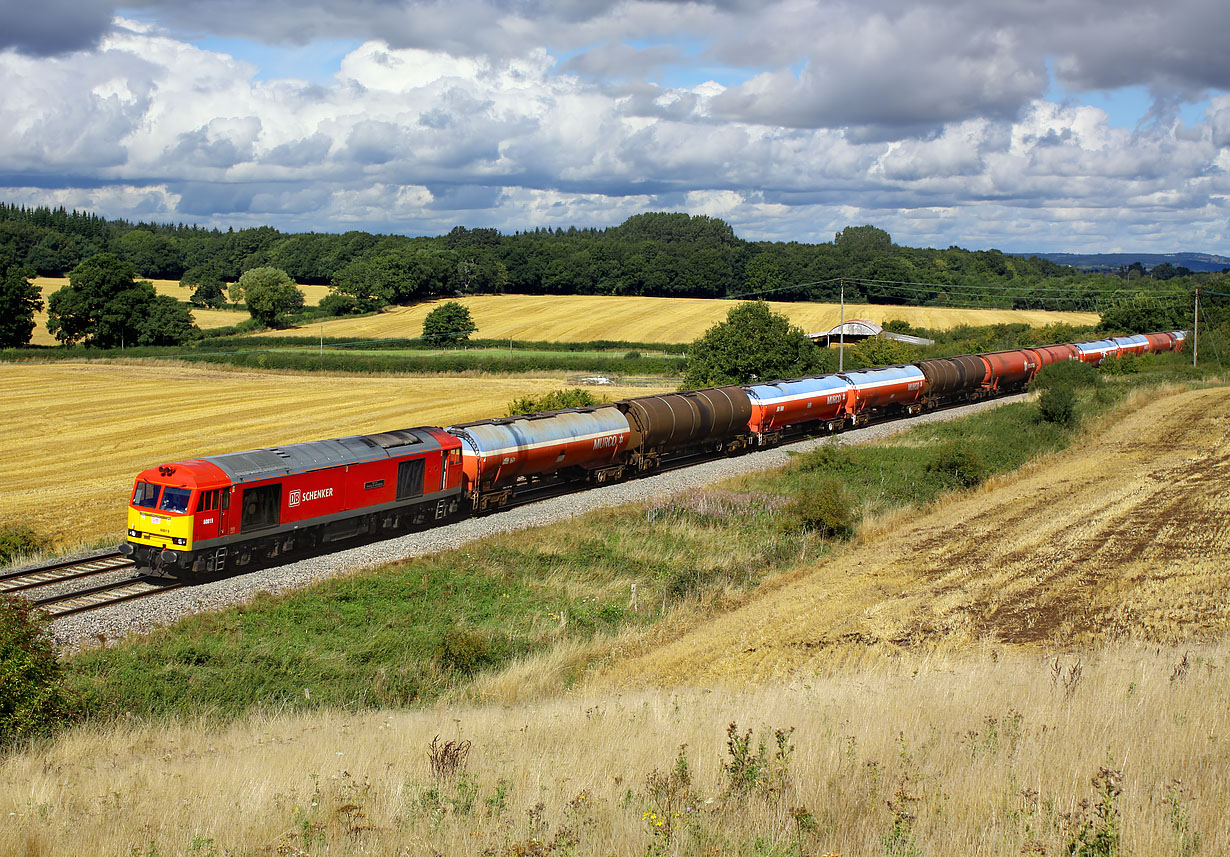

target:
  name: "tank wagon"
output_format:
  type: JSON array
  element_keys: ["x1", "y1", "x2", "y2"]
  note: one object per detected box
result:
[
  {"x1": 1073, "y1": 339, "x2": 1120, "y2": 365},
  {"x1": 122, "y1": 329, "x2": 1188, "y2": 577},
  {"x1": 618, "y1": 387, "x2": 753, "y2": 471},
  {"x1": 744, "y1": 375, "x2": 851, "y2": 444},
  {"x1": 448, "y1": 406, "x2": 631, "y2": 511}
]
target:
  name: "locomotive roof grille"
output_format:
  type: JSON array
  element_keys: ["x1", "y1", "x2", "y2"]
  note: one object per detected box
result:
[{"x1": 201, "y1": 428, "x2": 438, "y2": 482}]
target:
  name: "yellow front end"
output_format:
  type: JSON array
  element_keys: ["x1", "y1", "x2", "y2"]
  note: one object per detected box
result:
[{"x1": 127, "y1": 507, "x2": 194, "y2": 551}]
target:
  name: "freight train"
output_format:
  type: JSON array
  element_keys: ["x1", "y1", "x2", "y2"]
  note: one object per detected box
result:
[{"x1": 121, "y1": 330, "x2": 1187, "y2": 577}]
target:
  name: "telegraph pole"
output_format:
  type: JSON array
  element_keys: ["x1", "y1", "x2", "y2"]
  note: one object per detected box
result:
[
  {"x1": 1193, "y1": 286, "x2": 1199, "y2": 368},
  {"x1": 838, "y1": 278, "x2": 845, "y2": 372}
]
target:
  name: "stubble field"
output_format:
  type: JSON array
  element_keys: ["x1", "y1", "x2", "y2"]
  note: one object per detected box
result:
[
  {"x1": 25, "y1": 281, "x2": 1098, "y2": 347},
  {"x1": 589, "y1": 384, "x2": 1230, "y2": 688},
  {"x1": 259, "y1": 294, "x2": 1100, "y2": 343},
  {"x1": 0, "y1": 361, "x2": 667, "y2": 548}
]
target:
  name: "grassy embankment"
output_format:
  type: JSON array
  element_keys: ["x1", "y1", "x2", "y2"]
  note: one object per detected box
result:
[
  {"x1": 3, "y1": 353, "x2": 1228, "y2": 855},
  {"x1": 4, "y1": 649, "x2": 1224, "y2": 856}
]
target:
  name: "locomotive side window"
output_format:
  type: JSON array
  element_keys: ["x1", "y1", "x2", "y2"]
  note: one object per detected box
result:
[
  {"x1": 159, "y1": 487, "x2": 192, "y2": 514},
  {"x1": 133, "y1": 481, "x2": 161, "y2": 508},
  {"x1": 240, "y1": 483, "x2": 282, "y2": 532},
  {"x1": 396, "y1": 457, "x2": 425, "y2": 500},
  {"x1": 196, "y1": 490, "x2": 219, "y2": 512}
]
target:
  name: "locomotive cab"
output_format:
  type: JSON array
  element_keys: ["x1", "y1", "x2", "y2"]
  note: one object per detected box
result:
[{"x1": 120, "y1": 461, "x2": 232, "y2": 576}]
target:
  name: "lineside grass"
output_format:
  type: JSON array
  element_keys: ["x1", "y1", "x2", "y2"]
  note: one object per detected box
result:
[
  {"x1": 57, "y1": 353, "x2": 1219, "y2": 721},
  {"x1": 4, "y1": 645, "x2": 1227, "y2": 856}
]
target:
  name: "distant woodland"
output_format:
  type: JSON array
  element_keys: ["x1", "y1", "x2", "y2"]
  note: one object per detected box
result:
[{"x1": 1, "y1": 204, "x2": 1222, "y2": 317}]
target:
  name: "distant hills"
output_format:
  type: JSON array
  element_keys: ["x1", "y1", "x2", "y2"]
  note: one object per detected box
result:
[{"x1": 1015, "y1": 252, "x2": 1230, "y2": 273}]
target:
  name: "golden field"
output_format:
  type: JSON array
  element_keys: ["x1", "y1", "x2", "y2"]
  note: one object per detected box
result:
[
  {"x1": 0, "y1": 361, "x2": 668, "y2": 549},
  {"x1": 258, "y1": 294, "x2": 1101, "y2": 344},
  {"x1": 24, "y1": 281, "x2": 1098, "y2": 346}
]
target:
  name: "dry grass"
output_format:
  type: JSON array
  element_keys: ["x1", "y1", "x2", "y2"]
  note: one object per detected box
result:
[
  {"x1": 587, "y1": 385, "x2": 1230, "y2": 688},
  {"x1": 2, "y1": 644, "x2": 1227, "y2": 856},
  {"x1": 0, "y1": 361, "x2": 668, "y2": 550},
  {"x1": 28, "y1": 278, "x2": 263, "y2": 345},
  {"x1": 252, "y1": 294, "x2": 1100, "y2": 344}
]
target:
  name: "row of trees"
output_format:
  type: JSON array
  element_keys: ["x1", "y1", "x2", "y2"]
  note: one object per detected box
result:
[
  {"x1": 6, "y1": 204, "x2": 1226, "y2": 312},
  {"x1": 0, "y1": 254, "x2": 315, "y2": 348}
]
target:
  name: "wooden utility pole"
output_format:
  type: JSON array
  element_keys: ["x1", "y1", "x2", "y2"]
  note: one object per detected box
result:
[
  {"x1": 838, "y1": 278, "x2": 845, "y2": 372},
  {"x1": 1193, "y1": 287, "x2": 1199, "y2": 368}
]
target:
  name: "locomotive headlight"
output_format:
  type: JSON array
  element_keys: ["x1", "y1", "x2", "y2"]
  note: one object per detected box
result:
[
  {"x1": 128, "y1": 528, "x2": 140, "y2": 537},
  {"x1": 172, "y1": 537, "x2": 187, "y2": 546}
]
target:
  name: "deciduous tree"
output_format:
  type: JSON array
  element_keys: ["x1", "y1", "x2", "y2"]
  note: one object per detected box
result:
[
  {"x1": 0, "y1": 256, "x2": 42, "y2": 347},
  {"x1": 422, "y1": 301, "x2": 477, "y2": 344},
  {"x1": 47, "y1": 253, "x2": 197, "y2": 347},
  {"x1": 682, "y1": 301, "x2": 822, "y2": 387},
  {"x1": 235, "y1": 267, "x2": 304, "y2": 327}
]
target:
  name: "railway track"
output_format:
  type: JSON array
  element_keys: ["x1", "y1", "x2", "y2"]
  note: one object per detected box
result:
[{"x1": 1, "y1": 552, "x2": 183, "y2": 618}]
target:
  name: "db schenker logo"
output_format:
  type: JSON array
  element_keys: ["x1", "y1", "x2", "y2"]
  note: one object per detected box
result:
[{"x1": 288, "y1": 488, "x2": 333, "y2": 507}]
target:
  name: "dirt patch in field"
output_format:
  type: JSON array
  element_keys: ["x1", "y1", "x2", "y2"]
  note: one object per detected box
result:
[{"x1": 591, "y1": 386, "x2": 1230, "y2": 688}]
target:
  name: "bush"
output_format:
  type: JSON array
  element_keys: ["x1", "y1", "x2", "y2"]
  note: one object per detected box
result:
[
  {"x1": 785, "y1": 480, "x2": 855, "y2": 539},
  {"x1": 0, "y1": 525, "x2": 49, "y2": 565},
  {"x1": 795, "y1": 443, "x2": 854, "y2": 473},
  {"x1": 926, "y1": 445, "x2": 990, "y2": 489},
  {"x1": 1030, "y1": 360, "x2": 1100, "y2": 391},
  {"x1": 507, "y1": 388, "x2": 601, "y2": 416},
  {"x1": 0, "y1": 594, "x2": 70, "y2": 747},
  {"x1": 434, "y1": 628, "x2": 512, "y2": 676},
  {"x1": 422, "y1": 301, "x2": 477, "y2": 345},
  {"x1": 318, "y1": 293, "x2": 361, "y2": 316},
  {"x1": 1038, "y1": 385, "x2": 1078, "y2": 426},
  {"x1": 624, "y1": 351, "x2": 641, "y2": 360},
  {"x1": 1101, "y1": 354, "x2": 1145, "y2": 375}
]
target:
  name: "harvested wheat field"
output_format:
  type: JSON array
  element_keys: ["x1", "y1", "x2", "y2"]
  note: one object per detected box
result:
[
  {"x1": 256, "y1": 294, "x2": 1100, "y2": 343},
  {"x1": 28, "y1": 278, "x2": 257, "y2": 345},
  {"x1": 591, "y1": 384, "x2": 1230, "y2": 688},
  {"x1": 0, "y1": 362, "x2": 667, "y2": 547}
]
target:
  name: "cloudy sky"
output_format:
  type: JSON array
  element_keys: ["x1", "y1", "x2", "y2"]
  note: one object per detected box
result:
[{"x1": 2, "y1": 0, "x2": 1229, "y2": 252}]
